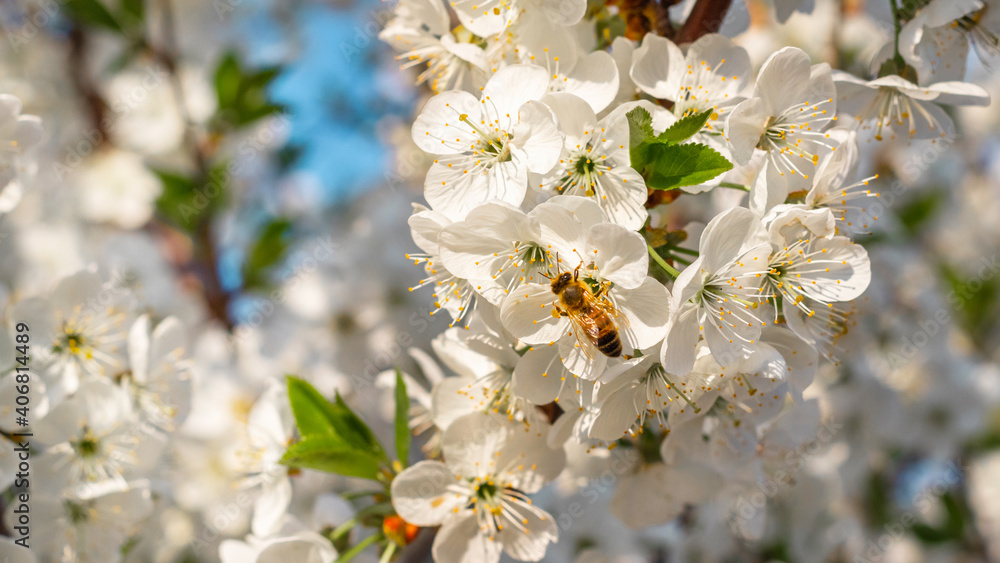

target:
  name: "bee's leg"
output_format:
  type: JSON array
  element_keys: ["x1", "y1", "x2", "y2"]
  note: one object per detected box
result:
[
  {"x1": 552, "y1": 304, "x2": 569, "y2": 318},
  {"x1": 593, "y1": 282, "x2": 609, "y2": 299}
]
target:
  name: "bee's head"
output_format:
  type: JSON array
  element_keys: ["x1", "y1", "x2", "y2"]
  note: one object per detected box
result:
[{"x1": 551, "y1": 271, "x2": 573, "y2": 293}]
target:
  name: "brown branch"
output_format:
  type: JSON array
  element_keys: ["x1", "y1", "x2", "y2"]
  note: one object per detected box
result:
[
  {"x1": 149, "y1": 0, "x2": 234, "y2": 330},
  {"x1": 67, "y1": 26, "x2": 111, "y2": 145},
  {"x1": 674, "y1": 0, "x2": 733, "y2": 44},
  {"x1": 654, "y1": 0, "x2": 681, "y2": 38}
]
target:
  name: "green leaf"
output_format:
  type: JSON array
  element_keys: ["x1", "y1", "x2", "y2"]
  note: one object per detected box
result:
[
  {"x1": 655, "y1": 110, "x2": 713, "y2": 145},
  {"x1": 897, "y1": 189, "x2": 943, "y2": 235},
  {"x1": 243, "y1": 219, "x2": 292, "y2": 290},
  {"x1": 280, "y1": 437, "x2": 382, "y2": 480},
  {"x1": 286, "y1": 376, "x2": 388, "y2": 461},
  {"x1": 626, "y1": 107, "x2": 653, "y2": 149},
  {"x1": 213, "y1": 52, "x2": 284, "y2": 128},
  {"x1": 631, "y1": 109, "x2": 715, "y2": 173},
  {"x1": 120, "y1": 0, "x2": 144, "y2": 24},
  {"x1": 644, "y1": 143, "x2": 733, "y2": 191},
  {"x1": 215, "y1": 53, "x2": 242, "y2": 111},
  {"x1": 153, "y1": 166, "x2": 227, "y2": 231},
  {"x1": 332, "y1": 393, "x2": 387, "y2": 460},
  {"x1": 153, "y1": 169, "x2": 199, "y2": 231},
  {"x1": 64, "y1": 0, "x2": 123, "y2": 32},
  {"x1": 393, "y1": 370, "x2": 410, "y2": 468},
  {"x1": 287, "y1": 376, "x2": 345, "y2": 438}
]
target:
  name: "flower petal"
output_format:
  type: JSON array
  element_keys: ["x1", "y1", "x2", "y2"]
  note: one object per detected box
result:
[
  {"x1": 587, "y1": 223, "x2": 647, "y2": 289},
  {"x1": 630, "y1": 34, "x2": 684, "y2": 100},
  {"x1": 501, "y1": 283, "x2": 565, "y2": 345},
  {"x1": 433, "y1": 510, "x2": 503, "y2": 563}
]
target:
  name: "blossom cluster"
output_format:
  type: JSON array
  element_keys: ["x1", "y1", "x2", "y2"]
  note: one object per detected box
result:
[
  {"x1": 0, "y1": 0, "x2": 998, "y2": 562},
  {"x1": 378, "y1": 0, "x2": 994, "y2": 561}
]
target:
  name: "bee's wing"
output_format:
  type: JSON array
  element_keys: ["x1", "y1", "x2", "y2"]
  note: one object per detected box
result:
[
  {"x1": 565, "y1": 310, "x2": 600, "y2": 361},
  {"x1": 597, "y1": 295, "x2": 629, "y2": 329}
]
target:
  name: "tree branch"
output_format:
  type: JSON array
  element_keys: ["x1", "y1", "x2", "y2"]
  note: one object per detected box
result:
[
  {"x1": 674, "y1": 0, "x2": 733, "y2": 44},
  {"x1": 152, "y1": 0, "x2": 234, "y2": 330},
  {"x1": 67, "y1": 25, "x2": 111, "y2": 145}
]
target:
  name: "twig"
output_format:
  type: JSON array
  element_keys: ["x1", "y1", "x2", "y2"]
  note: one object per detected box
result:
[
  {"x1": 67, "y1": 25, "x2": 111, "y2": 145},
  {"x1": 648, "y1": 244, "x2": 681, "y2": 278},
  {"x1": 674, "y1": 0, "x2": 733, "y2": 44},
  {"x1": 153, "y1": 0, "x2": 234, "y2": 330}
]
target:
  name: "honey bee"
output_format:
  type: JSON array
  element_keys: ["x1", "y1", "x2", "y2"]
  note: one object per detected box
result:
[{"x1": 548, "y1": 263, "x2": 626, "y2": 358}]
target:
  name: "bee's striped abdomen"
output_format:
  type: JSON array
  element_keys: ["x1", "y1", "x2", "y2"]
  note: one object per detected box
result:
[{"x1": 584, "y1": 306, "x2": 622, "y2": 358}]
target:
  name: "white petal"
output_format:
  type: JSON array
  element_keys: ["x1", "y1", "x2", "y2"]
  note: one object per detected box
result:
[
  {"x1": 540, "y1": 0, "x2": 586, "y2": 26},
  {"x1": 484, "y1": 65, "x2": 551, "y2": 121},
  {"x1": 542, "y1": 92, "x2": 597, "y2": 148},
  {"x1": 431, "y1": 375, "x2": 480, "y2": 430},
  {"x1": 589, "y1": 380, "x2": 642, "y2": 441},
  {"x1": 252, "y1": 477, "x2": 293, "y2": 537},
  {"x1": 408, "y1": 208, "x2": 451, "y2": 255},
  {"x1": 724, "y1": 96, "x2": 768, "y2": 165},
  {"x1": 256, "y1": 533, "x2": 337, "y2": 563},
  {"x1": 753, "y1": 47, "x2": 813, "y2": 115},
  {"x1": 795, "y1": 237, "x2": 870, "y2": 303},
  {"x1": 412, "y1": 91, "x2": 483, "y2": 155},
  {"x1": 609, "y1": 465, "x2": 687, "y2": 529},
  {"x1": 513, "y1": 100, "x2": 564, "y2": 174},
  {"x1": 591, "y1": 165, "x2": 649, "y2": 231},
  {"x1": 497, "y1": 504, "x2": 558, "y2": 561},
  {"x1": 563, "y1": 51, "x2": 620, "y2": 114},
  {"x1": 660, "y1": 302, "x2": 700, "y2": 376},
  {"x1": 761, "y1": 326, "x2": 818, "y2": 400},
  {"x1": 433, "y1": 511, "x2": 503, "y2": 563},
  {"x1": 558, "y1": 334, "x2": 607, "y2": 381},
  {"x1": 452, "y1": 0, "x2": 506, "y2": 37},
  {"x1": 495, "y1": 427, "x2": 566, "y2": 493},
  {"x1": 391, "y1": 460, "x2": 467, "y2": 526},
  {"x1": 512, "y1": 347, "x2": 567, "y2": 405},
  {"x1": 612, "y1": 277, "x2": 671, "y2": 351},
  {"x1": 128, "y1": 315, "x2": 151, "y2": 382},
  {"x1": 924, "y1": 81, "x2": 992, "y2": 107},
  {"x1": 587, "y1": 223, "x2": 647, "y2": 289},
  {"x1": 424, "y1": 159, "x2": 527, "y2": 221},
  {"x1": 442, "y1": 412, "x2": 508, "y2": 480},
  {"x1": 542, "y1": 194, "x2": 607, "y2": 227},
  {"x1": 699, "y1": 206, "x2": 758, "y2": 273},
  {"x1": 630, "y1": 34, "x2": 684, "y2": 100},
  {"x1": 438, "y1": 202, "x2": 535, "y2": 282},
  {"x1": 501, "y1": 283, "x2": 565, "y2": 345},
  {"x1": 532, "y1": 199, "x2": 590, "y2": 261}
]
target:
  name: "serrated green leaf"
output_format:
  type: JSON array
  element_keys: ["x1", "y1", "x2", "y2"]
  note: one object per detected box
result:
[
  {"x1": 655, "y1": 109, "x2": 713, "y2": 145},
  {"x1": 393, "y1": 369, "x2": 410, "y2": 468},
  {"x1": 627, "y1": 107, "x2": 655, "y2": 172},
  {"x1": 64, "y1": 0, "x2": 123, "y2": 32},
  {"x1": 626, "y1": 107, "x2": 653, "y2": 149},
  {"x1": 631, "y1": 109, "x2": 715, "y2": 174},
  {"x1": 280, "y1": 437, "x2": 381, "y2": 480},
  {"x1": 645, "y1": 143, "x2": 733, "y2": 191}
]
